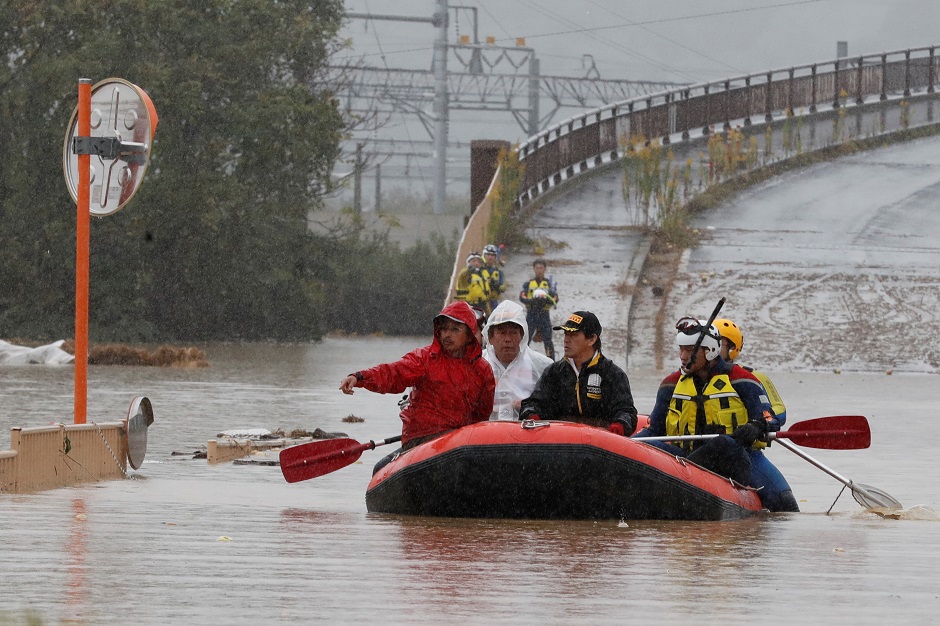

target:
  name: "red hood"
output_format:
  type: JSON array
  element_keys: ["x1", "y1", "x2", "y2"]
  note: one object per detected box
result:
[{"x1": 432, "y1": 301, "x2": 482, "y2": 359}]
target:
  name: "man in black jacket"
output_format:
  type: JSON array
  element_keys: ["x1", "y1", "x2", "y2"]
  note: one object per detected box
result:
[{"x1": 519, "y1": 310, "x2": 637, "y2": 436}]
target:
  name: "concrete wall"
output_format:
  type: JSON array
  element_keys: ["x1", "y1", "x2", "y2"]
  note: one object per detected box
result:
[{"x1": 0, "y1": 422, "x2": 128, "y2": 493}]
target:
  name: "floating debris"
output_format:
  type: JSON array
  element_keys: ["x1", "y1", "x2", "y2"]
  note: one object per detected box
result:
[
  {"x1": 233, "y1": 458, "x2": 280, "y2": 466},
  {"x1": 62, "y1": 341, "x2": 209, "y2": 367},
  {"x1": 206, "y1": 428, "x2": 348, "y2": 464},
  {"x1": 217, "y1": 428, "x2": 273, "y2": 439}
]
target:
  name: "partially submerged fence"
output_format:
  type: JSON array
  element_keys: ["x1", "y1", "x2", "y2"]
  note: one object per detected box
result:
[
  {"x1": 0, "y1": 421, "x2": 128, "y2": 493},
  {"x1": 515, "y1": 45, "x2": 940, "y2": 205}
]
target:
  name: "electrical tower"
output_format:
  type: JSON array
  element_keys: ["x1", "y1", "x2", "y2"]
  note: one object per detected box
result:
[{"x1": 341, "y1": 2, "x2": 685, "y2": 214}]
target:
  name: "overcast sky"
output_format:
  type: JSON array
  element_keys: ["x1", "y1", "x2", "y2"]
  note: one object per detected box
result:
[
  {"x1": 333, "y1": 1, "x2": 940, "y2": 199},
  {"x1": 340, "y1": 0, "x2": 940, "y2": 83}
]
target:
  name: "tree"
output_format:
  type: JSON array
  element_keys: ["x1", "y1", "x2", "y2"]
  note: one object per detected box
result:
[{"x1": 0, "y1": 0, "x2": 347, "y2": 341}]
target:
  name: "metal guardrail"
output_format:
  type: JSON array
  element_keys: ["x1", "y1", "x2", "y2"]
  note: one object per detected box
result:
[{"x1": 516, "y1": 46, "x2": 940, "y2": 205}]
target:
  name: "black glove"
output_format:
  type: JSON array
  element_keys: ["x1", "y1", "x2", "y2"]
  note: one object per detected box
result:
[{"x1": 731, "y1": 419, "x2": 768, "y2": 448}]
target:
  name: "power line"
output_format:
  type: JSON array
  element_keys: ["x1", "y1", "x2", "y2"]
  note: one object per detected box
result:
[
  {"x1": 335, "y1": 0, "x2": 830, "y2": 65},
  {"x1": 505, "y1": 0, "x2": 831, "y2": 43},
  {"x1": 511, "y1": 0, "x2": 686, "y2": 78},
  {"x1": 582, "y1": 0, "x2": 746, "y2": 76}
]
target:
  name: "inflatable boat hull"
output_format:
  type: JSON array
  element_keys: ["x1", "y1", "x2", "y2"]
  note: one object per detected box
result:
[{"x1": 365, "y1": 421, "x2": 762, "y2": 520}]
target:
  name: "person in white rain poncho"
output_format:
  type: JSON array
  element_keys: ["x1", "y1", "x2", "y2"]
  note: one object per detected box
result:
[{"x1": 482, "y1": 300, "x2": 554, "y2": 420}]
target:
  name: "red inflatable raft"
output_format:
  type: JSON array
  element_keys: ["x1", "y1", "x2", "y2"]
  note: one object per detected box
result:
[{"x1": 365, "y1": 420, "x2": 763, "y2": 520}]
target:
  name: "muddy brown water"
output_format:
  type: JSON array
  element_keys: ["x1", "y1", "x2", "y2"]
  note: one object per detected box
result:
[{"x1": 2, "y1": 337, "x2": 938, "y2": 624}]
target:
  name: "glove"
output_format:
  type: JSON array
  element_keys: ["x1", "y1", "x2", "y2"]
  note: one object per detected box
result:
[
  {"x1": 522, "y1": 413, "x2": 541, "y2": 422},
  {"x1": 731, "y1": 419, "x2": 768, "y2": 448},
  {"x1": 608, "y1": 421, "x2": 625, "y2": 436}
]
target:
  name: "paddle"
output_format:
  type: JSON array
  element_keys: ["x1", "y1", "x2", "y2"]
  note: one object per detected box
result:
[
  {"x1": 684, "y1": 297, "x2": 725, "y2": 371},
  {"x1": 633, "y1": 415, "x2": 871, "y2": 450},
  {"x1": 279, "y1": 434, "x2": 401, "y2": 483},
  {"x1": 773, "y1": 438, "x2": 903, "y2": 512}
]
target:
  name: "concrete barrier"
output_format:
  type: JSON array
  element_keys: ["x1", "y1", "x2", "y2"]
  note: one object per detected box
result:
[{"x1": 0, "y1": 421, "x2": 128, "y2": 493}]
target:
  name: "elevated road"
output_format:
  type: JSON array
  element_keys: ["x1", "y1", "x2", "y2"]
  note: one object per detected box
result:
[
  {"x1": 477, "y1": 45, "x2": 940, "y2": 375},
  {"x1": 656, "y1": 135, "x2": 940, "y2": 374},
  {"x1": 500, "y1": 133, "x2": 940, "y2": 374}
]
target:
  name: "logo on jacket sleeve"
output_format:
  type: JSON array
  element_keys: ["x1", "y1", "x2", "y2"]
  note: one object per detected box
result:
[{"x1": 587, "y1": 373, "x2": 602, "y2": 399}]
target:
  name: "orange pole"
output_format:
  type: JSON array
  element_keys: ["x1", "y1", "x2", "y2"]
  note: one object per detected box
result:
[{"x1": 74, "y1": 78, "x2": 91, "y2": 424}]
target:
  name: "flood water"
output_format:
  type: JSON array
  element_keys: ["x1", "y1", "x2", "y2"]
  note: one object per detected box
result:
[{"x1": 1, "y1": 337, "x2": 938, "y2": 624}]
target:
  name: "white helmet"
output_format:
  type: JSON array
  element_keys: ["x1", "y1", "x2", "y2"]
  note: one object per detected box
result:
[
  {"x1": 532, "y1": 288, "x2": 548, "y2": 299},
  {"x1": 675, "y1": 316, "x2": 721, "y2": 361}
]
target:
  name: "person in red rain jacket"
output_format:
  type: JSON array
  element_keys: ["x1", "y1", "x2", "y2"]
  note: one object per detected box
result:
[{"x1": 339, "y1": 300, "x2": 495, "y2": 471}]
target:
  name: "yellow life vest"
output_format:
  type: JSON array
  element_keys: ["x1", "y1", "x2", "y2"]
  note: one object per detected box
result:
[
  {"x1": 456, "y1": 269, "x2": 489, "y2": 307},
  {"x1": 482, "y1": 266, "x2": 504, "y2": 295},
  {"x1": 750, "y1": 368, "x2": 786, "y2": 421},
  {"x1": 666, "y1": 373, "x2": 767, "y2": 451},
  {"x1": 524, "y1": 278, "x2": 556, "y2": 310}
]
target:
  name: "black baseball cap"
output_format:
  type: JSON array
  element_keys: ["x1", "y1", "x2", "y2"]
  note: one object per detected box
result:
[{"x1": 553, "y1": 310, "x2": 602, "y2": 335}]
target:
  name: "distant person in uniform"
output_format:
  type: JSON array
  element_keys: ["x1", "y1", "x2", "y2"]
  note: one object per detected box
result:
[
  {"x1": 455, "y1": 251, "x2": 491, "y2": 312},
  {"x1": 519, "y1": 310, "x2": 637, "y2": 436},
  {"x1": 482, "y1": 300, "x2": 553, "y2": 420},
  {"x1": 481, "y1": 244, "x2": 506, "y2": 313},
  {"x1": 519, "y1": 259, "x2": 558, "y2": 360}
]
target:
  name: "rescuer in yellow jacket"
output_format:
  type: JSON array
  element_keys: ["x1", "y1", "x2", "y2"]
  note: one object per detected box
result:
[
  {"x1": 481, "y1": 244, "x2": 506, "y2": 313},
  {"x1": 636, "y1": 317, "x2": 774, "y2": 487},
  {"x1": 455, "y1": 251, "x2": 491, "y2": 311}
]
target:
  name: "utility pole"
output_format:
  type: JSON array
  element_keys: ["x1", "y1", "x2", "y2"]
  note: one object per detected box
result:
[
  {"x1": 432, "y1": 0, "x2": 449, "y2": 215},
  {"x1": 353, "y1": 142, "x2": 363, "y2": 213},
  {"x1": 345, "y1": 5, "x2": 449, "y2": 214},
  {"x1": 374, "y1": 164, "x2": 382, "y2": 212},
  {"x1": 528, "y1": 56, "x2": 540, "y2": 137}
]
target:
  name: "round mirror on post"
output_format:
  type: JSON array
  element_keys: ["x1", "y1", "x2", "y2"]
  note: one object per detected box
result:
[
  {"x1": 61, "y1": 78, "x2": 158, "y2": 217},
  {"x1": 126, "y1": 396, "x2": 155, "y2": 470}
]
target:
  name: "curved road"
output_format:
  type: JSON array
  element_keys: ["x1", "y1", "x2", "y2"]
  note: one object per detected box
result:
[{"x1": 503, "y1": 135, "x2": 940, "y2": 374}]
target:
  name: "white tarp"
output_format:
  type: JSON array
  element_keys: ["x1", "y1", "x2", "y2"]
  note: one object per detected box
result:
[{"x1": 0, "y1": 339, "x2": 75, "y2": 365}]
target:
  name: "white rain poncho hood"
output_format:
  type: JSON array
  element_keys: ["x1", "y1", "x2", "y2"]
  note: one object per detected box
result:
[{"x1": 483, "y1": 300, "x2": 553, "y2": 420}]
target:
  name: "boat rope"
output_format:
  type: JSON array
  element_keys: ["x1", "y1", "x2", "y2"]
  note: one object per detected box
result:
[{"x1": 826, "y1": 484, "x2": 848, "y2": 515}]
